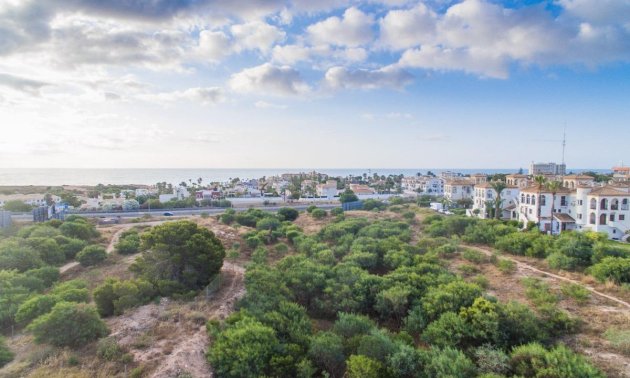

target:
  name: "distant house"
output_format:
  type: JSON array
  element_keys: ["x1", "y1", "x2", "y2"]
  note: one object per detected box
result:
[
  {"x1": 196, "y1": 190, "x2": 221, "y2": 202},
  {"x1": 444, "y1": 179, "x2": 474, "y2": 202},
  {"x1": 349, "y1": 184, "x2": 376, "y2": 196},
  {"x1": 316, "y1": 180, "x2": 339, "y2": 199}
]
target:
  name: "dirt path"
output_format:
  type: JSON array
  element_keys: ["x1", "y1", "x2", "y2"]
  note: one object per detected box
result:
[
  {"x1": 59, "y1": 220, "x2": 166, "y2": 275},
  {"x1": 464, "y1": 244, "x2": 630, "y2": 309},
  {"x1": 149, "y1": 262, "x2": 245, "y2": 378}
]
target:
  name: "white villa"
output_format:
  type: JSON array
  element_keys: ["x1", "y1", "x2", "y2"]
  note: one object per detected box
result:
[
  {"x1": 444, "y1": 179, "x2": 474, "y2": 203},
  {"x1": 471, "y1": 183, "x2": 519, "y2": 220}
]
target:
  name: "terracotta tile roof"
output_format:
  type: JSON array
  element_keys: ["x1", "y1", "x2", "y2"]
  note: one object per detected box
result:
[
  {"x1": 520, "y1": 185, "x2": 571, "y2": 194},
  {"x1": 445, "y1": 179, "x2": 473, "y2": 186},
  {"x1": 588, "y1": 186, "x2": 630, "y2": 197},
  {"x1": 553, "y1": 213, "x2": 576, "y2": 222},
  {"x1": 563, "y1": 175, "x2": 595, "y2": 180}
]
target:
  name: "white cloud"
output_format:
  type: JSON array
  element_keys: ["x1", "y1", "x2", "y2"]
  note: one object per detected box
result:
[
  {"x1": 307, "y1": 7, "x2": 374, "y2": 47},
  {"x1": 325, "y1": 65, "x2": 413, "y2": 89},
  {"x1": 398, "y1": 45, "x2": 509, "y2": 79},
  {"x1": 230, "y1": 21, "x2": 285, "y2": 53},
  {"x1": 378, "y1": 3, "x2": 437, "y2": 50},
  {"x1": 229, "y1": 63, "x2": 310, "y2": 96},
  {"x1": 0, "y1": 72, "x2": 49, "y2": 95},
  {"x1": 196, "y1": 30, "x2": 231, "y2": 62}
]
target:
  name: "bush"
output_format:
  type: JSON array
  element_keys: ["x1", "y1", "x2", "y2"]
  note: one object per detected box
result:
[
  {"x1": 59, "y1": 220, "x2": 98, "y2": 240},
  {"x1": 15, "y1": 295, "x2": 58, "y2": 324},
  {"x1": 560, "y1": 283, "x2": 591, "y2": 304},
  {"x1": 0, "y1": 336, "x2": 14, "y2": 368},
  {"x1": 474, "y1": 345, "x2": 509, "y2": 375},
  {"x1": 56, "y1": 237, "x2": 88, "y2": 260},
  {"x1": 590, "y1": 257, "x2": 630, "y2": 284},
  {"x1": 604, "y1": 327, "x2": 630, "y2": 355},
  {"x1": 208, "y1": 317, "x2": 279, "y2": 378},
  {"x1": 93, "y1": 278, "x2": 157, "y2": 317},
  {"x1": 277, "y1": 207, "x2": 299, "y2": 221},
  {"x1": 27, "y1": 302, "x2": 109, "y2": 347},
  {"x1": 346, "y1": 354, "x2": 383, "y2": 378},
  {"x1": 97, "y1": 337, "x2": 124, "y2": 361},
  {"x1": 219, "y1": 209, "x2": 236, "y2": 224},
  {"x1": 311, "y1": 208, "x2": 327, "y2": 219},
  {"x1": 330, "y1": 207, "x2": 344, "y2": 216},
  {"x1": 76, "y1": 245, "x2": 107, "y2": 266},
  {"x1": 26, "y1": 266, "x2": 60, "y2": 287},
  {"x1": 423, "y1": 347, "x2": 477, "y2": 377},
  {"x1": 115, "y1": 230, "x2": 141, "y2": 255},
  {"x1": 131, "y1": 221, "x2": 225, "y2": 296},
  {"x1": 496, "y1": 258, "x2": 516, "y2": 274},
  {"x1": 462, "y1": 248, "x2": 486, "y2": 264},
  {"x1": 510, "y1": 343, "x2": 604, "y2": 377},
  {"x1": 256, "y1": 217, "x2": 281, "y2": 231},
  {"x1": 274, "y1": 243, "x2": 289, "y2": 255}
]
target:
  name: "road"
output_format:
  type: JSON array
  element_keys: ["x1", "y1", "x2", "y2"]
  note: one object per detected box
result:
[{"x1": 65, "y1": 203, "x2": 341, "y2": 219}]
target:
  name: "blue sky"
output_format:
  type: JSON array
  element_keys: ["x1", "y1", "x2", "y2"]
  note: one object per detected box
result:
[{"x1": 0, "y1": 0, "x2": 629, "y2": 169}]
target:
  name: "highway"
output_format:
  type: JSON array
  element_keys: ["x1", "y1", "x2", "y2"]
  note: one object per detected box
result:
[{"x1": 9, "y1": 203, "x2": 342, "y2": 221}]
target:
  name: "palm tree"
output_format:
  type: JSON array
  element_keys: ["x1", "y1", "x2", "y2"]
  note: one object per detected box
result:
[
  {"x1": 534, "y1": 175, "x2": 546, "y2": 219},
  {"x1": 490, "y1": 180, "x2": 507, "y2": 220},
  {"x1": 546, "y1": 180, "x2": 562, "y2": 233}
]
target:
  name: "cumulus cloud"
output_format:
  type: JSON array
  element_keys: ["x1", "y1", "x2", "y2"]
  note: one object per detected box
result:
[
  {"x1": 307, "y1": 7, "x2": 374, "y2": 47},
  {"x1": 324, "y1": 66, "x2": 413, "y2": 90},
  {"x1": 254, "y1": 100, "x2": 287, "y2": 109},
  {"x1": 0, "y1": 73, "x2": 49, "y2": 95},
  {"x1": 378, "y1": 3, "x2": 436, "y2": 50},
  {"x1": 196, "y1": 30, "x2": 231, "y2": 62},
  {"x1": 230, "y1": 21, "x2": 285, "y2": 53},
  {"x1": 229, "y1": 63, "x2": 309, "y2": 95}
]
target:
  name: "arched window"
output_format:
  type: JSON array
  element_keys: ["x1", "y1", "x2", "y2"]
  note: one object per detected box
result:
[
  {"x1": 611, "y1": 199, "x2": 619, "y2": 210},
  {"x1": 601, "y1": 198, "x2": 608, "y2": 210},
  {"x1": 526, "y1": 194, "x2": 531, "y2": 204},
  {"x1": 589, "y1": 213, "x2": 596, "y2": 224},
  {"x1": 540, "y1": 195, "x2": 546, "y2": 206},
  {"x1": 600, "y1": 213, "x2": 607, "y2": 225},
  {"x1": 590, "y1": 198, "x2": 597, "y2": 210},
  {"x1": 521, "y1": 194, "x2": 525, "y2": 203},
  {"x1": 531, "y1": 195, "x2": 536, "y2": 205}
]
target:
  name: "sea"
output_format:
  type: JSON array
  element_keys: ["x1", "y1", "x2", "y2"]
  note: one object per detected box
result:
[{"x1": 0, "y1": 168, "x2": 611, "y2": 186}]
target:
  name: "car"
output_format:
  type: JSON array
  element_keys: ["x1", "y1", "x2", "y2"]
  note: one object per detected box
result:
[{"x1": 163, "y1": 212, "x2": 174, "y2": 216}]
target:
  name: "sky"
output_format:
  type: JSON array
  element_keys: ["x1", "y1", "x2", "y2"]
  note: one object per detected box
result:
[{"x1": 0, "y1": 0, "x2": 629, "y2": 169}]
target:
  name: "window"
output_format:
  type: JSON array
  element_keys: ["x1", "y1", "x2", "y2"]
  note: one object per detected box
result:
[
  {"x1": 590, "y1": 198, "x2": 597, "y2": 210},
  {"x1": 531, "y1": 195, "x2": 536, "y2": 205},
  {"x1": 622, "y1": 199, "x2": 629, "y2": 210},
  {"x1": 561, "y1": 196, "x2": 567, "y2": 206},
  {"x1": 610, "y1": 214, "x2": 615, "y2": 222},
  {"x1": 529, "y1": 208, "x2": 533, "y2": 214},
  {"x1": 526, "y1": 194, "x2": 531, "y2": 204},
  {"x1": 589, "y1": 213, "x2": 596, "y2": 224},
  {"x1": 540, "y1": 195, "x2": 546, "y2": 206},
  {"x1": 578, "y1": 200, "x2": 583, "y2": 205},
  {"x1": 611, "y1": 199, "x2": 619, "y2": 210},
  {"x1": 578, "y1": 213, "x2": 582, "y2": 220},
  {"x1": 620, "y1": 215, "x2": 626, "y2": 221},
  {"x1": 521, "y1": 194, "x2": 525, "y2": 203},
  {"x1": 601, "y1": 198, "x2": 608, "y2": 210},
  {"x1": 600, "y1": 213, "x2": 607, "y2": 225}
]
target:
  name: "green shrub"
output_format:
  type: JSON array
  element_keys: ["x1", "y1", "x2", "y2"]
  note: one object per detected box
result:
[
  {"x1": 115, "y1": 230, "x2": 141, "y2": 255},
  {"x1": 76, "y1": 245, "x2": 107, "y2": 266},
  {"x1": 306, "y1": 205, "x2": 317, "y2": 213},
  {"x1": 252, "y1": 247, "x2": 268, "y2": 265},
  {"x1": 510, "y1": 343, "x2": 604, "y2": 377},
  {"x1": 93, "y1": 278, "x2": 157, "y2": 317},
  {"x1": 15, "y1": 295, "x2": 58, "y2": 324},
  {"x1": 423, "y1": 347, "x2": 477, "y2": 377},
  {"x1": 590, "y1": 257, "x2": 630, "y2": 284},
  {"x1": 311, "y1": 208, "x2": 327, "y2": 219},
  {"x1": 25, "y1": 266, "x2": 60, "y2": 287},
  {"x1": 462, "y1": 248, "x2": 486, "y2": 264},
  {"x1": 474, "y1": 345, "x2": 509, "y2": 375},
  {"x1": 274, "y1": 243, "x2": 289, "y2": 255},
  {"x1": 0, "y1": 336, "x2": 14, "y2": 368},
  {"x1": 27, "y1": 302, "x2": 109, "y2": 347},
  {"x1": 97, "y1": 337, "x2": 124, "y2": 361},
  {"x1": 346, "y1": 354, "x2": 383, "y2": 378},
  {"x1": 560, "y1": 283, "x2": 590, "y2": 304},
  {"x1": 330, "y1": 207, "x2": 343, "y2": 216},
  {"x1": 603, "y1": 327, "x2": 630, "y2": 355},
  {"x1": 277, "y1": 207, "x2": 299, "y2": 221},
  {"x1": 496, "y1": 258, "x2": 516, "y2": 274}
]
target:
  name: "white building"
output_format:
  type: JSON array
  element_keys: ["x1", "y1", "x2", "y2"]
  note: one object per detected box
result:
[
  {"x1": 316, "y1": 180, "x2": 338, "y2": 199},
  {"x1": 573, "y1": 184, "x2": 630, "y2": 240},
  {"x1": 471, "y1": 183, "x2": 519, "y2": 220},
  {"x1": 401, "y1": 176, "x2": 444, "y2": 195},
  {"x1": 529, "y1": 162, "x2": 566, "y2": 176},
  {"x1": 517, "y1": 185, "x2": 573, "y2": 233},
  {"x1": 444, "y1": 179, "x2": 474, "y2": 203},
  {"x1": 506, "y1": 174, "x2": 530, "y2": 188}
]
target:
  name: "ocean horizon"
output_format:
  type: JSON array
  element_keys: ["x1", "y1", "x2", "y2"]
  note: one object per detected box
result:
[{"x1": 0, "y1": 168, "x2": 612, "y2": 186}]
